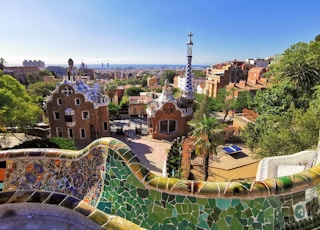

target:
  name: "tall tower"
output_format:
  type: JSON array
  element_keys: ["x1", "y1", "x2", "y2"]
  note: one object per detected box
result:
[{"x1": 178, "y1": 32, "x2": 195, "y2": 113}]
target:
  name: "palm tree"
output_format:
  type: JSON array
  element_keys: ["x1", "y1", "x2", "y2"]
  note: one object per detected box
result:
[
  {"x1": 284, "y1": 61, "x2": 319, "y2": 93},
  {"x1": 189, "y1": 114, "x2": 225, "y2": 181},
  {"x1": 105, "y1": 81, "x2": 118, "y2": 102}
]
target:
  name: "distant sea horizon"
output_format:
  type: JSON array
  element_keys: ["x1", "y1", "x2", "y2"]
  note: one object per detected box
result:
[{"x1": 46, "y1": 63, "x2": 208, "y2": 70}]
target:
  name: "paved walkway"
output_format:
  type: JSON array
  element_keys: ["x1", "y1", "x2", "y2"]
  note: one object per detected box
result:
[{"x1": 114, "y1": 133, "x2": 171, "y2": 176}]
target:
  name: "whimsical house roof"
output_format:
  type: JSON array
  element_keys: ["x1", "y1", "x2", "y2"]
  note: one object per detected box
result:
[
  {"x1": 45, "y1": 78, "x2": 108, "y2": 109},
  {"x1": 74, "y1": 79, "x2": 100, "y2": 102}
]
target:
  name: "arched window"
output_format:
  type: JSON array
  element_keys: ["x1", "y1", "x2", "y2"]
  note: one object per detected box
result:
[{"x1": 103, "y1": 121, "x2": 108, "y2": 131}]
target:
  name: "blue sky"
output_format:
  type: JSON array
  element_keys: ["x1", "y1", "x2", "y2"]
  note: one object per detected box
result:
[{"x1": 1, "y1": 0, "x2": 320, "y2": 66}]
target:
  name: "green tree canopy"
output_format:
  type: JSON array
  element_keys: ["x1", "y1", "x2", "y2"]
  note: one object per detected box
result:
[
  {"x1": 0, "y1": 75, "x2": 42, "y2": 128},
  {"x1": 193, "y1": 69, "x2": 206, "y2": 78},
  {"x1": 242, "y1": 36, "x2": 320, "y2": 158},
  {"x1": 27, "y1": 82, "x2": 56, "y2": 97},
  {"x1": 268, "y1": 41, "x2": 320, "y2": 95},
  {"x1": 108, "y1": 102, "x2": 120, "y2": 119},
  {"x1": 242, "y1": 108, "x2": 320, "y2": 158},
  {"x1": 124, "y1": 86, "x2": 143, "y2": 96},
  {"x1": 105, "y1": 81, "x2": 118, "y2": 102},
  {"x1": 160, "y1": 70, "x2": 177, "y2": 85}
]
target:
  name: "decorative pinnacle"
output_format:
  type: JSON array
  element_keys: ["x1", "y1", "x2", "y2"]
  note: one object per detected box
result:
[{"x1": 187, "y1": 31, "x2": 193, "y2": 46}]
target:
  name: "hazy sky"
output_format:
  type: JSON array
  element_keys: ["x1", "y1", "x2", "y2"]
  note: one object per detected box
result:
[{"x1": 1, "y1": 0, "x2": 319, "y2": 66}]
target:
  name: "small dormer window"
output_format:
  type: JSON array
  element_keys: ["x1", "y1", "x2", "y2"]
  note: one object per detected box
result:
[
  {"x1": 62, "y1": 86, "x2": 73, "y2": 96},
  {"x1": 75, "y1": 98, "x2": 81, "y2": 105}
]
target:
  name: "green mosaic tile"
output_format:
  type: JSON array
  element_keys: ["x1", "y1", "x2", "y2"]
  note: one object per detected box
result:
[
  {"x1": 177, "y1": 220, "x2": 188, "y2": 230},
  {"x1": 257, "y1": 211, "x2": 265, "y2": 223},
  {"x1": 238, "y1": 218, "x2": 248, "y2": 226},
  {"x1": 263, "y1": 223, "x2": 274, "y2": 230},
  {"x1": 225, "y1": 215, "x2": 232, "y2": 225},
  {"x1": 247, "y1": 216, "x2": 254, "y2": 225},
  {"x1": 196, "y1": 197, "x2": 207, "y2": 206},
  {"x1": 235, "y1": 203, "x2": 244, "y2": 211},
  {"x1": 212, "y1": 207, "x2": 221, "y2": 222},
  {"x1": 216, "y1": 198, "x2": 231, "y2": 210},
  {"x1": 149, "y1": 189, "x2": 161, "y2": 201},
  {"x1": 219, "y1": 210, "x2": 228, "y2": 219},
  {"x1": 230, "y1": 217, "x2": 243, "y2": 228},
  {"x1": 242, "y1": 208, "x2": 253, "y2": 218},
  {"x1": 176, "y1": 195, "x2": 185, "y2": 203},
  {"x1": 187, "y1": 196, "x2": 196, "y2": 203},
  {"x1": 216, "y1": 218, "x2": 229, "y2": 229},
  {"x1": 150, "y1": 224, "x2": 159, "y2": 230},
  {"x1": 231, "y1": 199, "x2": 241, "y2": 207},
  {"x1": 157, "y1": 224, "x2": 174, "y2": 230},
  {"x1": 198, "y1": 220, "x2": 209, "y2": 229}
]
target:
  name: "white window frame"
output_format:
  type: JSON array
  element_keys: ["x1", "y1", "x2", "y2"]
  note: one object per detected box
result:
[
  {"x1": 54, "y1": 111, "x2": 60, "y2": 120},
  {"x1": 82, "y1": 111, "x2": 90, "y2": 120},
  {"x1": 75, "y1": 98, "x2": 81, "y2": 105}
]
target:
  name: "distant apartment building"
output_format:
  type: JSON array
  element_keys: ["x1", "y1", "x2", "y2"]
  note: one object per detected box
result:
[
  {"x1": 204, "y1": 64, "x2": 231, "y2": 98},
  {"x1": 3, "y1": 66, "x2": 39, "y2": 85},
  {"x1": 46, "y1": 66, "x2": 67, "y2": 78},
  {"x1": 23, "y1": 59, "x2": 45, "y2": 69},
  {"x1": 147, "y1": 76, "x2": 161, "y2": 91},
  {"x1": 245, "y1": 58, "x2": 272, "y2": 68},
  {"x1": 225, "y1": 67, "x2": 269, "y2": 101},
  {"x1": 45, "y1": 59, "x2": 110, "y2": 149},
  {"x1": 78, "y1": 62, "x2": 96, "y2": 80},
  {"x1": 128, "y1": 93, "x2": 153, "y2": 117}
]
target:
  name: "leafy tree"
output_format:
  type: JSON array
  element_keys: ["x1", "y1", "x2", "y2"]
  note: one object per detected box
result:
[
  {"x1": 119, "y1": 95, "x2": 129, "y2": 109},
  {"x1": 39, "y1": 69, "x2": 52, "y2": 76},
  {"x1": 242, "y1": 36, "x2": 320, "y2": 158},
  {"x1": 27, "y1": 82, "x2": 56, "y2": 97},
  {"x1": 0, "y1": 75, "x2": 42, "y2": 128},
  {"x1": 231, "y1": 91, "x2": 253, "y2": 112},
  {"x1": 124, "y1": 86, "x2": 143, "y2": 96},
  {"x1": 191, "y1": 94, "x2": 211, "y2": 122},
  {"x1": 9, "y1": 138, "x2": 75, "y2": 150},
  {"x1": 193, "y1": 69, "x2": 206, "y2": 78},
  {"x1": 242, "y1": 108, "x2": 320, "y2": 158},
  {"x1": 248, "y1": 79, "x2": 303, "y2": 116},
  {"x1": 315, "y1": 34, "x2": 320, "y2": 42},
  {"x1": 27, "y1": 73, "x2": 43, "y2": 85},
  {"x1": 50, "y1": 137, "x2": 77, "y2": 150},
  {"x1": 108, "y1": 102, "x2": 120, "y2": 119},
  {"x1": 189, "y1": 114, "x2": 225, "y2": 181},
  {"x1": 160, "y1": 70, "x2": 177, "y2": 85},
  {"x1": 105, "y1": 81, "x2": 118, "y2": 102},
  {"x1": 269, "y1": 41, "x2": 320, "y2": 95}
]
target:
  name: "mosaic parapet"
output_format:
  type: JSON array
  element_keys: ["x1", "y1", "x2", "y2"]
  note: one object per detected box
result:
[
  {"x1": 0, "y1": 191, "x2": 142, "y2": 230},
  {"x1": 0, "y1": 138, "x2": 143, "y2": 230},
  {"x1": 2, "y1": 137, "x2": 320, "y2": 229}
]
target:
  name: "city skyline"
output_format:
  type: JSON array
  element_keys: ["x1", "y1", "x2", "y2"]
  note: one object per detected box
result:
[{"x1": 1, "y1": 0, "x2": 320, "y2": 66}]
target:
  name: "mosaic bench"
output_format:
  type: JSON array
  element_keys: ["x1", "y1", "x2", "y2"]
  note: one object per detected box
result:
[{"x1": 1, "y1": 137, "x2": 320, "y2": 229}]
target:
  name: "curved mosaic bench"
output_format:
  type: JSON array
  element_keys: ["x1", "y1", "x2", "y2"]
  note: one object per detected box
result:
[{"x1": 1, "y1": 137, "x2": 320, "y2": 229}]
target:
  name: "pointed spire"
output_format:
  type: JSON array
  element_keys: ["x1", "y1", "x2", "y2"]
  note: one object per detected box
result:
[{"x1": 184, "y1": 32, "x2": 194, "y2": 94}]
